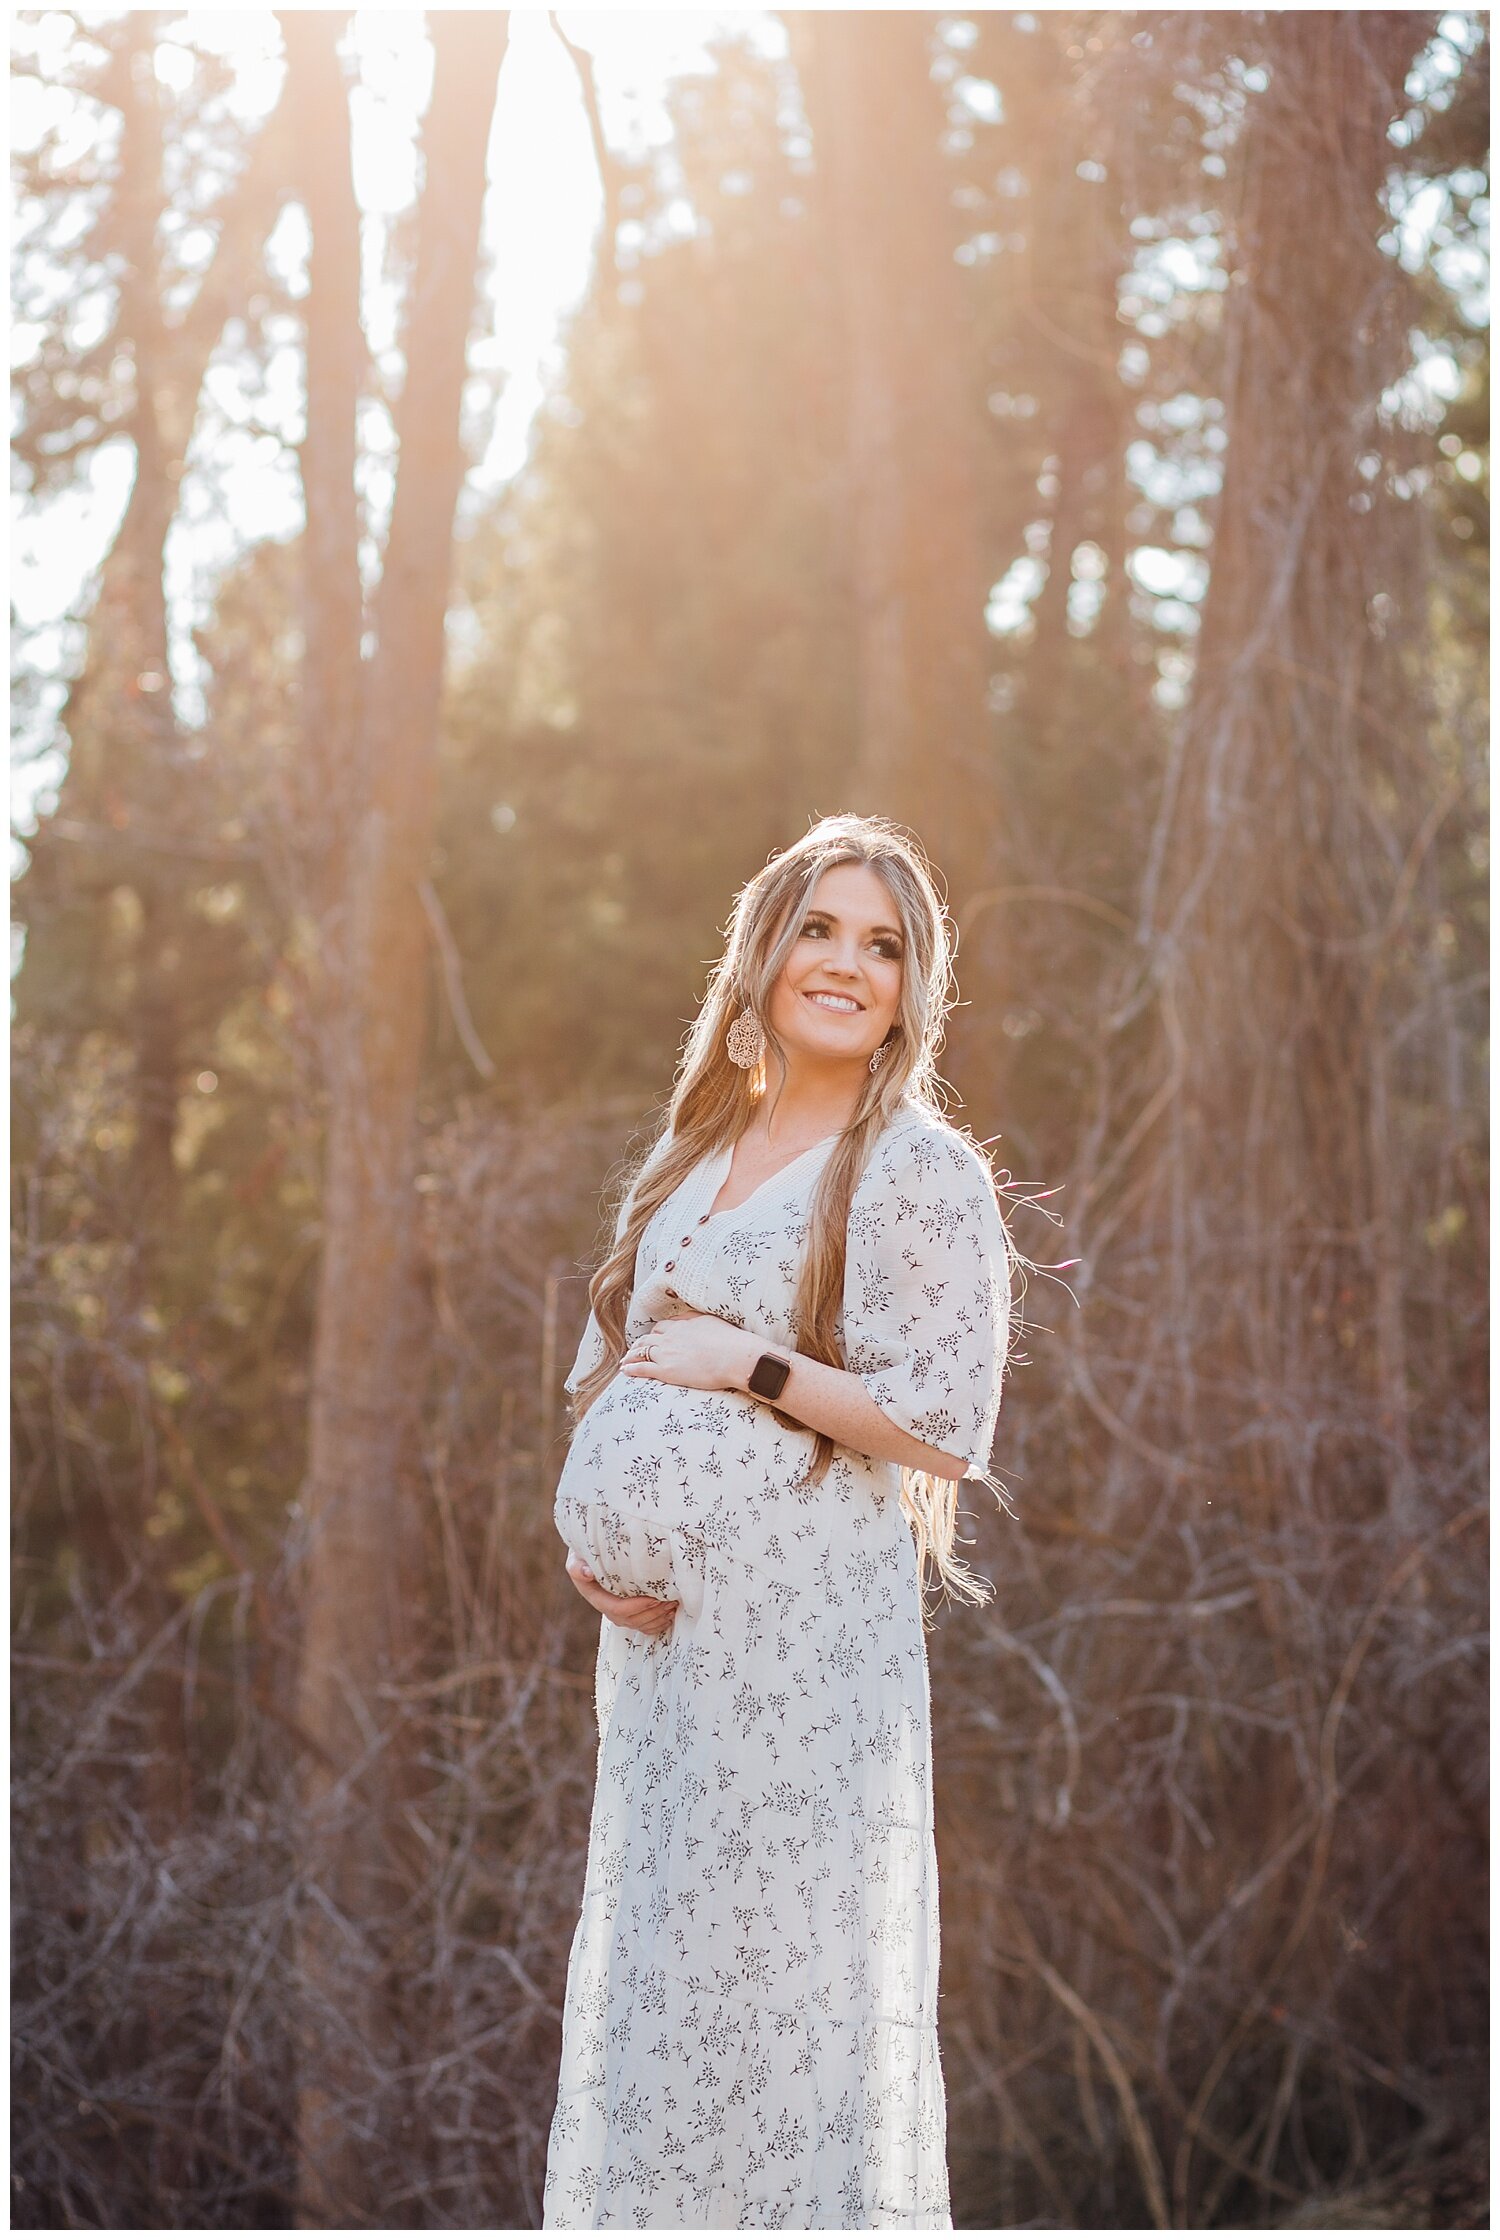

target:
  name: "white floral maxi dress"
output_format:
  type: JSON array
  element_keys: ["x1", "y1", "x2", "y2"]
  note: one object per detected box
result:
[{"x1": 543, "y1": 1104, "x2": 1012, "y2": 2231}]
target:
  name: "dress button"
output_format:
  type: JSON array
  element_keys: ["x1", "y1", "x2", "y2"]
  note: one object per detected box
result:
[
  {"x1": 698, "y1": 1214, "x2": 710, "y2": 1225},
  {"x1": 665, "y1": 1288, "x2": 678, "y2": 1300},
  {"x1": 680, "y1": 1235, "x2": 692, "y2": 1247},
  {"x1": 664, "y1": 1260, "x2": 675, "y2": 1273}
]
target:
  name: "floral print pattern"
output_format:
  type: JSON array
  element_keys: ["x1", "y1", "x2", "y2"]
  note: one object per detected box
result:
[{"x1": 544, "y1": 1103, "x2": 1012, "y2": 2230}]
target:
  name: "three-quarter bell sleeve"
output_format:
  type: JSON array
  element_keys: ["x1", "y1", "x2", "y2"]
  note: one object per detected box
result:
[
  {"x1": 841, "y1": 1125, "x2": 1014, "y2": 1476},
  {"x1": 563, "y1": 1301, "x2": 606, "y2": 1400}
]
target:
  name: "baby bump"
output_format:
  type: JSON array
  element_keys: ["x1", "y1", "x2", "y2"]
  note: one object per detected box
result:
[
  {"x1": 553, "y1": 1373, "x2": 814, "y2": 1607},
  {"x1": 555, "y1": 1490, "x2": 697, "y2": 1616}
]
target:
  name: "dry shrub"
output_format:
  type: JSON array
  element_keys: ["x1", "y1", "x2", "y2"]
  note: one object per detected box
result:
[{"x1": 12, "y1": 1101, "x2": 644, "y2": 2228}]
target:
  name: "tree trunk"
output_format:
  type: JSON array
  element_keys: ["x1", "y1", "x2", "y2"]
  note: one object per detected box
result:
[
  {"x1": 103, "y1": 15, "x2": 186, "y2": 1273},
  {"x1": 77, "y1": 23, "x2": 203, "y2": 2204},
  {"x1": 1150, "y1": 12, "x2": 1433, "y2": 1524},
  {"x1": 292, "y1": 14, "x2": 509, "y2": 2224},
  {"x1": 280, "y1": 11, "x2": 366, "y2": 936},
  {"x1": 794, "y1": 13, "x2": 999, "y2": 1087}
]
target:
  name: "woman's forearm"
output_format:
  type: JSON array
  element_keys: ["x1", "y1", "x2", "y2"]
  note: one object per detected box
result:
[{"x1": 726, "y1": 1332, "x2": 970, "y2": 1481}]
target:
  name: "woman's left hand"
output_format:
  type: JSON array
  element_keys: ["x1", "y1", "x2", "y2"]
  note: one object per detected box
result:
[{"x1": 621, "y1": 1311, "x2": 757, "y2": 1394}]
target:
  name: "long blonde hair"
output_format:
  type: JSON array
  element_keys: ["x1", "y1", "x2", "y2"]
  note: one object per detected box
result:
[{"x1": 570, "y1": 813, "x2": 1016, "y2": 1611}]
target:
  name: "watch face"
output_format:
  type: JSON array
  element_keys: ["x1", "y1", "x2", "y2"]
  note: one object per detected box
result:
[{"x1": 750, "y1": 1352, "x2": 791, "y2": 1400}]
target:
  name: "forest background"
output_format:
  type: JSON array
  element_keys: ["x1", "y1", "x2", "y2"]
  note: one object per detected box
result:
[{"x1": 10, "y1": 7, "x2": 1489, "y2": 2230}]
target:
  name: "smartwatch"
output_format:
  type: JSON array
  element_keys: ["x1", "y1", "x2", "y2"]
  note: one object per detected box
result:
[{"x1": 747, "y1": 1350, "x2": 793, "y2": 1402}]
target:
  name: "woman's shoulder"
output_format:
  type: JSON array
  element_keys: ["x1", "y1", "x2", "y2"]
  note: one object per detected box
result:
[{"x1": 860, "y1": 1099, "x2": 999, "y2": 1199}]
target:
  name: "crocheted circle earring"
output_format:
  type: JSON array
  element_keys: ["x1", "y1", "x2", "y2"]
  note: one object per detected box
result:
[
  {"x1": 727, "y1": 1009, "x2": 766, "y2": 1069},
  {"x1": 869, "y1": 1036, "x2": 893, "y2": 1074}
]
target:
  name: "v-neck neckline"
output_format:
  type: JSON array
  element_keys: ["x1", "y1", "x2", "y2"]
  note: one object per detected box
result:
[{"x1": 703, "y1": 1131, "x2": 839, "y2": 1223}]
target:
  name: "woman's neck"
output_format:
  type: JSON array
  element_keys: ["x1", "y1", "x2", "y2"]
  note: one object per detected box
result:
[{"x1": 753, "y1": 1065, "x2": 875, "y2": 1148}]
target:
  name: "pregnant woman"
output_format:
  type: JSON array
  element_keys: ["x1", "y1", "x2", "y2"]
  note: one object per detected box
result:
[{"x1": 543, "y1": 814, "x2": 1017, "y2": 2230}]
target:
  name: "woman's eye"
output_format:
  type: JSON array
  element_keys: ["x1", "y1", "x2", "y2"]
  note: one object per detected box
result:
[{"x1": 800, "y1": 918, "x2": 900, "y2": 959}]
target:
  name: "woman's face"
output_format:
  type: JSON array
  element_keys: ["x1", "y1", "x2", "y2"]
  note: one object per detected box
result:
[{"x1": 764, "y1": 861, "x2": 905, "y2": 1074}]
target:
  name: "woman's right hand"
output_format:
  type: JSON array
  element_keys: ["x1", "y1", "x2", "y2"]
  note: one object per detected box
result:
[{"x1": 565, "y1": 1549, "x2": 679, "y2": 1637}]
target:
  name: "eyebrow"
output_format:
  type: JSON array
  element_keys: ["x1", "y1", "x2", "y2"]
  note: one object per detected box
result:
[{"x1": 803, "y1": 906, "x2": 904, "y2": 939}]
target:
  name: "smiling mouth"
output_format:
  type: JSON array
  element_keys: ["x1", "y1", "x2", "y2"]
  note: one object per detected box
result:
[{"x1": 803, "y1": 991, "x2": 864, "y2": 1014}]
